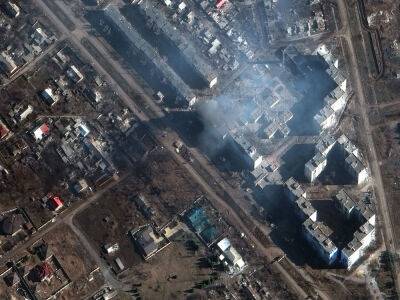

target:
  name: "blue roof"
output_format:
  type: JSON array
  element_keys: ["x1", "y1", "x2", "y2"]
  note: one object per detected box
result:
[
  {"x1": 186, "y1": 207, "x2": 220, "y2": 243},
  {"x1": 187, "y1": 207, "x2": 207, "y2": 231},
  {"x1": 200, "y1": 226, "x2": 219, "y2": 244}
]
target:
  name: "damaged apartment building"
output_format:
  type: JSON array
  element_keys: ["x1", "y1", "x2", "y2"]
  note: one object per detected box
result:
[
  {"x1": 284, "y1": 178, "x2": 375, "y2": 268},
  {"x1": 217, "y1": 43, "x2": 362, "y2": 185},
  {"x1": 146, "y1": 0, "x2": 242, "y2": 71},
  {"x1": 103, "y1": 2, "x2": 221, "y2": 108},
  {"x1": 313, "y1": 44, "x2": 350, "y2": 131},
  {"x1": 221, "y1": 45, "x2": 346, "y2": 177},
  {"x1": 284, "y1": 177, "x2": 338, "y2": 265},
  {"x1": 223, "y1": 75, "x2": 298, "y2": 171},
  {"x1": 265, "y1": 0, "x2": 328, "y2": 42},
  {"x1": 305, "y1": 134, "x2": 369, "y2": 185},
  {"x1": 132, "y1": 0, "x2": 218, "y2": 89},
  {"x1": 334, "y1": 189, "x2": 376, "y2": 269},
  {"x1": 283, "y1": 44, "x2": 350, "y2": 132},
  {"x1": 103, "y1": 5, "x2": 197, "y2": 107}
]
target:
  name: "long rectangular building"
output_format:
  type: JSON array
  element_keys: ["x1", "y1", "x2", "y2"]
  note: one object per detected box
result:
[
  {"x1": 136, "y1": 1, "x2": 218, "y2": 88},
  {"x1": 104, "y1": 5, "x2": 196, "y2": 106},
  {"x1": 302, "y1": 218, "x2": 338, "y2": 265}
]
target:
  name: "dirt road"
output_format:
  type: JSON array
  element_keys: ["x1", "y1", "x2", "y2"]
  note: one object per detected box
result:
[
  {"x1": 31, "y1": 0, "x2": 334, "y2": 297},
  {"x1": 336, "y1": 0, "x2": 400, "y2": 295}
]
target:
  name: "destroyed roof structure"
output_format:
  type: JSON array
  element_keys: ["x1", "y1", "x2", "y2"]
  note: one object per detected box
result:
[
  {"x1": 314, "y1": 106, "x2": 335, "y2": 131},
  {"x1": 305, "y1": 134, "x2": 369, "y2": 185},
  {"x1": 0, "y1": 213, "x2": 25, "y2": 236},
  {"x1": 226, "y1": 132, "x2": 263, "y2": 170},
  {"x1": 285, "y1": 177, "x2": 307, "y2": 202},
  {"x1": 219, "y1": 75, "x2": 299, "y2": 174},
  {"x1": 284, "y1": 45, "x2": 312, "y2": 77},
  {"x1": 104, "y1": 5, "x2": 197, "y2": 107},
  {"x1": 345, "y1": 154, "x2": 369, "y2": 185},
  {"x1": 250, "y1": 160, "x2": 281, "y2": 192},
  {"x1": 9, "y1": 104, "x2": 33, "y2": 124},
  {"x1": 131, "y1": 225, "x2": 159, "y2": 259},
  {"x1": 29, "y1": 262, "x2": 53, "y2": 282},
  {"x1": 185, "y1": 205, "x2": 221, "y2": 245},
  {"x1": 4, "y1": 1, "x2": 20, "y2": 18},
  {"x1": 313, "y1": 44, "x2": 350, "y2": 131},
  {"x1": 66, "y1": 65, "x2": 84, "y2": 83},
  {"x1": 334, "y1": 189, "x2": 376, "y2": 269},
  {"x1": 334, "y1": 189, "x2": 357, "y2": 218},
  {"x1": 40, "y1": 87, "x2": 60, "y2": 106},
  {"x1": 302, "y1": 218, "x2": 338, "y2": 265},
  {"x1": 0, "y1": 120, "x2": 11, "y2": 141},
  {"x1": 135, "y1": 0, "x2": 218, "y2": 88},
  {"x1": 305, "y1": 151, "x2": 327, "y2": 183},
  {"x1": 295, "y1": 197, "x2": 318, "y2": 222}
]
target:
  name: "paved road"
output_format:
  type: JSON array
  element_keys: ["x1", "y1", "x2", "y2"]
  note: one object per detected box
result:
[
  {"x1": 336, "y1": 0, "x2": 400, "y2": 296},
  {"x1": 32, "y1": 0, "x2": 327, "y2": 298}
]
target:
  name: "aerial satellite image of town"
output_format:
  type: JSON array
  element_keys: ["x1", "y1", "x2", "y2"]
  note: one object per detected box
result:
[{"x1": 0, "y1": 0, "x2": 399, "y2": 299}]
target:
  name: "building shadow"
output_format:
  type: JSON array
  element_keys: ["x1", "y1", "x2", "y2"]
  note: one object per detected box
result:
[
  {"x1": 310, "y1": 199, "x2": 363, "y2": 249},
  {"x1": 280, "y1": 143, "x2": 316, "y2": 182},
  {"x1": 317, "y1": 145, "x2": 357, "y2": 185},
  {"x1": 84, "y1": 9, "x2": 199, "y2": 109}
]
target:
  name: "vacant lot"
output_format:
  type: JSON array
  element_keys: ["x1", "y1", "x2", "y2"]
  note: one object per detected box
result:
[
  {"x1": 43, "y1": 224, "x2": 104, "y2": 299},
  {"x1": 122, "y1": 227, "x2": 221, "y2": 300},
  {"x1": 75, "y1": 151, "x2": 203, "y2": 267}
]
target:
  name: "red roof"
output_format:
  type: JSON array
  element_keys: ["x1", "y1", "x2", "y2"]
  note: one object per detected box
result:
[
  {"x1": 50, "y1": 196, "x2": 63, "y2": 209},
  {"x1": 0, "y1": 123, "x2": 10, "y2": 139},
  {"x1": 37, "y1": 262, "x2": 53, "y2": 280},
  {"x1": 40, "y1": 123, "x2": 50, "y2": 135},
  {"x1": 216, "y1": 0, "x2": 226, "y2": 9}
]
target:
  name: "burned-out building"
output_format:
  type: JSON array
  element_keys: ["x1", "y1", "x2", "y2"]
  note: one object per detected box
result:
[
  {"x1": 134, "y1": 0, "x2": 218, "y2": 89},
  {"x1": 226, "y1": 132, "x2": 263, "y2": 170},
  {"x1": 130, "y1": 225, "x2": 169, "y2": 260},
  {"x1": 219, "y1": 74, "x2": 299, "y2": 176},
  {"x1": 103, "y1": 5, "x2": 197, "y2": 107}
]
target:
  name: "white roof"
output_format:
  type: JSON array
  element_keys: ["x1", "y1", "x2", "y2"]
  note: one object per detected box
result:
[
  {"x1": 78, "y1": 123, "x2": 90, "y2": 137},
  {"x1": 178, "y1": 2, "x2": 186, "y2": 10},
  {"x1": 67, "y1": 65, "x2": 84, "y2": 82},
  {"x1": 33, "y1": 126, "x2": 46, "y2": 141},
  {"x1": 42, "y1": 88, "x2": 54, "y2": 99},
  {"x1": 217, "y1": 238, "x2": 231, "y2": 252}
]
